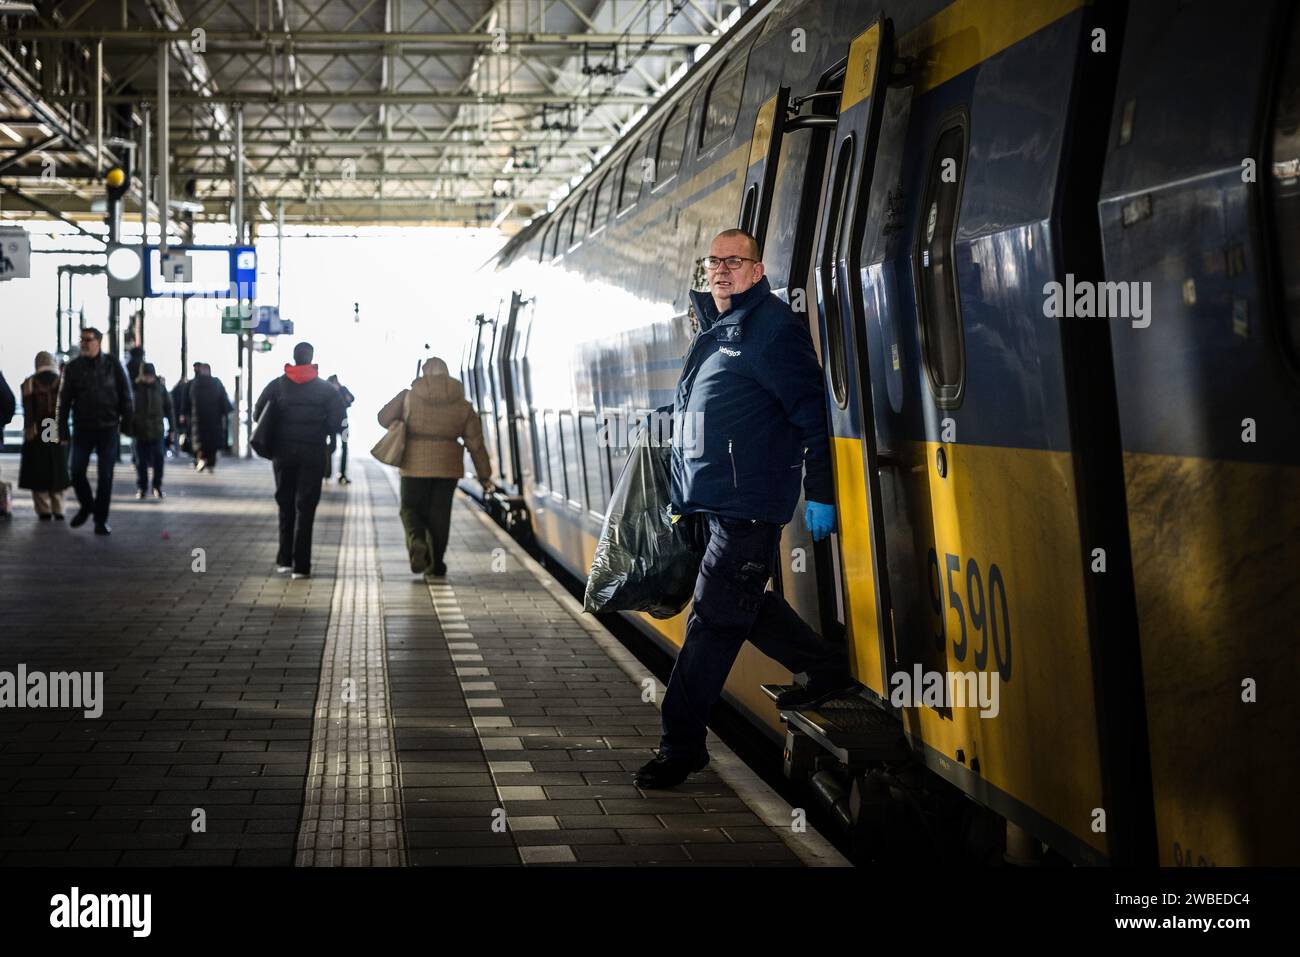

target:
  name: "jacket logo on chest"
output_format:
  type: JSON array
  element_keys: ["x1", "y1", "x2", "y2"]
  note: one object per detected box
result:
[{"x1": 718, "y1": 346, "x2": 741, "y2": 357}]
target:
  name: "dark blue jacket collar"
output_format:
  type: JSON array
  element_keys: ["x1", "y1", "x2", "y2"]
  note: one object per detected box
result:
[{"x1": 689, "y1": 275, "x2": 772, "y2": 337}]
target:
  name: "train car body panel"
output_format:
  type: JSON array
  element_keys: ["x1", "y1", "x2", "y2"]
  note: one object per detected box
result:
[{"x1": 1099, "y1": 0, "x2": 1300, "y2": 866}]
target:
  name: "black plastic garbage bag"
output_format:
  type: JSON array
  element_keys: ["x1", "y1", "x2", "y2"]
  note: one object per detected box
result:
[{"x1": 584, "y1": 426, "x2": 702, "y2": 619}]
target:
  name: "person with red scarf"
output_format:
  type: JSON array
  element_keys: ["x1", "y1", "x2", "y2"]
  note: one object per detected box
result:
[{"x1": 253, "y1": 342, "x2": 345, "y2": 579}]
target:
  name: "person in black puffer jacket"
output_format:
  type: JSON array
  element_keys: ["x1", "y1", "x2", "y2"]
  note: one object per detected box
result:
[
  {"x1": 253, "y1": 341, "x2": 345, "y2": 579},
  {"x1": 57, "y1": 327, "x2": 133, "y2": 534}
]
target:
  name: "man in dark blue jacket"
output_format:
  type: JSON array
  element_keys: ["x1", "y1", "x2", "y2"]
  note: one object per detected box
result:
[{"x1": 635, "y1": 228, "x2": 855, "y2": 789}]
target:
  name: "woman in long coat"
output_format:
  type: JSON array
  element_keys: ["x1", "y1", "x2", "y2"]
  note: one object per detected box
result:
[
  {"x1": 378, "y1": 356, "x2": 493, "y2": 578},
  {"x1": 18, "y1": 351, "x2": 70, "y2": 519}
]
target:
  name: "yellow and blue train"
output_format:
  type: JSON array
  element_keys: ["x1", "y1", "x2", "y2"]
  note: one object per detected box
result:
[{"x1": 455, "y1": 0, "x2": 1300, "y2": 866}]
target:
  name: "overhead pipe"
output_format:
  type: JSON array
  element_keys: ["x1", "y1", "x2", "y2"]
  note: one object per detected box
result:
[{"x1": 157, "y1": 41, "x2": 169, "y2": 253}]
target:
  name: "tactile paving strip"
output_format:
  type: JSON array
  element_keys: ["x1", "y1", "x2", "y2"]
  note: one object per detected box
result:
[{"x1": 295, "y1": 466, "x2": 407, "y2": 866}]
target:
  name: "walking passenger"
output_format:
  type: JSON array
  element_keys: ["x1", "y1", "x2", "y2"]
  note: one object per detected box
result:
[
  {"x1": 377, "y1": 356, "x2": 492, "y2": 579},
  {"x1": 188, "y1": 361, "x2": 232, "y2": 473},
  {"x1": 253, "y1": 342, "x2": 345, "y2": 580},
  {"x1": 131, "y1": 363, "x2": 173, "y2": 499},
  {"x1": 634, "y1": 228, "x2": 855, "y2": 790},
  {"x1": 58, "y1": 327, "x2": 133, "y2": 535},
  {"x1": 18, "y1": 352, "x2": 70, "y2": 520},
  {"x1": 327, "y1": 374, "x2": 355, "y2": 484}
]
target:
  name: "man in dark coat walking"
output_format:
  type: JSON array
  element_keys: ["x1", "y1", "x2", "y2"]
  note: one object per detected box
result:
[
  {"x1": 188, "y1": 362, "x2": 232, "y2": 472},
  {"x1": 254, "y1": 342, "x2": 345, "y2": 579},
  {"x1": 57, "y1": 327, "x2": 134, "y2": 534}
]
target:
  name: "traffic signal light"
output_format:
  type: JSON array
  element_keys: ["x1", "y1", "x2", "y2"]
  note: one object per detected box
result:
[{"x1": 104, "y1": 164, "x2": 130, "y2": 203}]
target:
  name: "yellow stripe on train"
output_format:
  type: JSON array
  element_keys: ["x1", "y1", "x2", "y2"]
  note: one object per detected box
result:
[{"x1": 833, "y1": 435, "x2": 1108, "y2": 855}]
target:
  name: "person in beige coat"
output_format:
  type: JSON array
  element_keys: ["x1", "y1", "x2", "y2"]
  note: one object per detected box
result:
[{"x1": 378, "y1": 356, "x2": 493, "y2": 577}]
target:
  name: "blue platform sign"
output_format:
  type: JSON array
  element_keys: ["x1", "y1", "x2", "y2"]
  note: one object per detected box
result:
[
  {"x1": 251, "y1": 306, "x2": 293, "y2": 336},
  {"x1": 143, "y1": 244, "x2": 257, "y2": 299}
]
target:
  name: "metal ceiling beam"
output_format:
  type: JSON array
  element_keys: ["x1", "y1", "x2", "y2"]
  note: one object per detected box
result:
[
  {"x1": 53, "y1": 91, "x2": 659, "y2": 105},
  {"x1": 0, "y1": 182, "x2": 108, "y2": 243},
  {"x1": 168, "y1": 136, "x2": 611, "y2": 147},
  {"x1": 178, "y1": 170, "x2": 571, "y2": 180},
  {"x1": 8, "y1": 29, "x2": 715, "y2": 47}
]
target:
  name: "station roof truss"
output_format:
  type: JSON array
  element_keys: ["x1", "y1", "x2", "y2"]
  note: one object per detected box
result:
[{"x1": 0, "y1": 0, "x2": 757, "y2": 229}]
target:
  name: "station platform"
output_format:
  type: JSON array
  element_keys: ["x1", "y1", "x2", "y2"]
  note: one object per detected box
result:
[{"x1": 0, "y1": 454, "x2": 846, "y2": 867}]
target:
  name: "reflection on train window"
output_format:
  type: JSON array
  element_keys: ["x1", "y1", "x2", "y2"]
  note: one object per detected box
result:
[
  {"x1": 544, "y1": 411, "x2": 564, "y2": 498},
  {"x1": 578, "y1": 413, "x2": 608, "y2": 515},
  {"x1": 1270, "y1": 9, "x2": 1300, "y2": 365},
  {"x1": 761, "y1": 133, "x2": 813, "y2": 293},
  {"x1": 592, "y1": 172, "x2": 613, "y2": 231},
  {"x1": 602, "y1": 410, "x2": 629, "y2": 485},
  {"x1": 820, "y1": 136, "x2": 855, "y2": 409},
  {"x1": 740, "y1": 183, "x2": 757, "y2": 233},
  {"x1": 559, "y1": 412, "x2": 584, "y2": 508},
  {"x1": 913, "y1": 117, "x2": 968, "y2": 406},
  {"x1": 701, "y1": 54, "x2": 747, "y2": 152},
  {"x1": 571, "y1": 192, "x2": 589, "y2": 247},
  {"x1": 546, "y1": 220, "x2": 560, "y2": 260},
  {"x1": 529, "y1": 411, "x2": 546, "y2": 488},
  {"x1": 619, "y1": 140, "x2": 644, "y2": 212},
  {"x1": 655, "y1": 103, "x2": 689, "y2": 188},
  {"x1": 479, "y1": 412, "x2": 497, "y2": 476}
]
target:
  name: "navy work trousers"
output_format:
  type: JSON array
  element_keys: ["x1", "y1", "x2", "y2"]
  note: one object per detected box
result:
[{"x1": 659, "y1": 512, "x2": 845, "y2": 759}]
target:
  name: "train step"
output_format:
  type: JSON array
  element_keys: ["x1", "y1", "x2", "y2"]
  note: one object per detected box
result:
[{"x1": 761, "y1": 684, "x2": 911, "y2": 765}]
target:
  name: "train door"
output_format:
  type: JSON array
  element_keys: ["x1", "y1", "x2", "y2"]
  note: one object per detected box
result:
[
  {"x1": 493, "y1": 292, "x2": 524, "y2": 495},
  {"x1": 510, "y1": 295, "x2": 537, "y2": 493},
  {"x1": 487, "y1": 298, "x2": 516, "y2": 489},
  {"x1": 810, "y1": 19, "x2": 896, "y2": 703},
  {"x1": 1098, "y1": 0, "x2": 1300, "y2": 865},
  {"x1": 717, "y1": 41, "x2": 847, "y2": 728},
  {"x1": 470, "y1": 313, "x2": 497, "y2": 481},
  {"x1": 852, "y1": 1, "x2": 1147, "y2": 864}
]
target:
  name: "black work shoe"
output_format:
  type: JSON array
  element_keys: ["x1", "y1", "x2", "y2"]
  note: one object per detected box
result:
[
  {"x1": 69, "y1": 508, "x2": 90, "y2": 528},
  {"x1": 38, "y1": 513, "x2": 52, "y2": 521},
  {"x1": 633, "y1": 750, "x2": 709, "y2": 790},
  {"x1": 93, "y1": 523, "x2": 111, "y2": 535},
  {"x1": 52, "y1": 513, "x2": 65, "y2": 521},
  {"x1": 775, "y1": 674, "x2": 858, "y2": 710},
  {"x1": 432, "y1": 561, "x2": 447, "y2": 577},
  {"x1": 409, "y1": 541, "x2": 429, "y2": 574}
]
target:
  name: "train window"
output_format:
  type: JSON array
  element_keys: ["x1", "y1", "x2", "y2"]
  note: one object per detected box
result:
[
  {"x1": 740, "y1": 183, "x2": 757, "y2": 233},
  {"x1": 530, "y1": 411, "x2": 547, "y2": 488},
  {"x1": 1270, "y1": 9, "x2": 1300, "y2": 365},
  {"x1": 700, "y1": 54, "x2": 747, "y2": 152},
  {"x1": 559, "y1": 412, "x2": 583, "y2": 507},
  {"x1": 546, "y1": 219, "x2": 561, "y2": 260},
  {"x1": 539, "y1": 224, "x2": 551, "y2": 262},
  {"x1": 654, "y1": 103, "x2": 689, "y2": 188},
  {"x1": 619, "y1": 140, "x2": 645, "y2": 213},
  {"x1": 544, "y1": 411, "x2": 565, "y2": 498},
  {"x1": 913, "y1": 116, "x2": 968, "y2": 406},
  {"x1": 591, "y1": 172, "x2": 613, "y2": 232},
  {"x1": 571, "y1": 191, "x2": 590, "y2": 247},
  {"x1": 819, "y1": 136, "x2": 854, "y2": 409},
  {"x1": 578, "y1": 412, "x2": 608, "y2": 515}
]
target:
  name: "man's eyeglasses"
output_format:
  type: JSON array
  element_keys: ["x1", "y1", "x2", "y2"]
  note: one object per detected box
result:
[{"x1": 700, "y1": 255, "x2": 757, "y2": 271}]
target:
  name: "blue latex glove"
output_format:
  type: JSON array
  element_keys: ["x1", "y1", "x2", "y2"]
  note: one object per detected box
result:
[{"x1": 804, "y1": 501, "x2": 836, "y2": 542}]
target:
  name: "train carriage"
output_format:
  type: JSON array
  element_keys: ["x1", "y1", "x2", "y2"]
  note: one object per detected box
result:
[{"x1": 455, "y1": 0, "x2": 1299, "y2": 866}]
